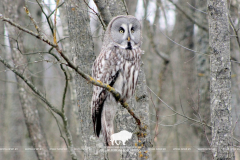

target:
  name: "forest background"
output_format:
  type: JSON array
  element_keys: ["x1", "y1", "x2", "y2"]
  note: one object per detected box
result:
[{"x1": 0, "y1": 0, "x2": 239, "y2": 160}]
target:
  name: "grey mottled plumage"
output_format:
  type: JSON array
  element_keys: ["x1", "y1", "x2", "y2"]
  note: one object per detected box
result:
[{"x1": 91, "y1": 15, "x2": 143, "y2": 146}]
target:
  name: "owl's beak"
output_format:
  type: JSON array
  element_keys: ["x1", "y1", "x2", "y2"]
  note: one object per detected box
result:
[{"x1": 127, "y1": 37, "x2": 130, "y2": 42}]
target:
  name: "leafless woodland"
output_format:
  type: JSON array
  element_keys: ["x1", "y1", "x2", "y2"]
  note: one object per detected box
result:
[{"x1": 0, "y1": 0, "x2": 240, "y2": 160}]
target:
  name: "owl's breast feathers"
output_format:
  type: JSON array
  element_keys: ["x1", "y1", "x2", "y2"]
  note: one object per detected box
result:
[{"x1": 91, "y1": 46, "x2": 142, "y2": 137}]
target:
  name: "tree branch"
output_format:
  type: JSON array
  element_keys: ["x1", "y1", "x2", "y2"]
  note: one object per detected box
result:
[
  {"x1": 83, "y1": 0, "x2": 106, "y2": 30},
  {"x1": 228, "y1": 14, "x2": 240, "y2": 48},
  {"x1": 24, "y1": 6, "x2": 42, "y2": 36},
  {"x1": 0, "y1": 14, "x2": 57, "y2": 47},
  {"x1": 147, "y1": 86, "x2": 212, "y2": 128},
  {"x1": 168, "y1": 0, "x2": 208, "y2": 32},
  {"x1": 0, "y1": 13, "x2": 145, "y2": 130},
  {"x1": 36, "y1": 0, "x2": 54, "y2": 35},
  {"x1": 146, "y1": 20, "x2": 170, "y2": 63},
  {"x1": 93, "y1": 0, "x2": 112, "y2": 26},
  {"x1": 0, "y1": 55, "x2": 77, "y2": 160}
]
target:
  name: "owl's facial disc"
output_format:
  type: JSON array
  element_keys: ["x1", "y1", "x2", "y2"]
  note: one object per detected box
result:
[
  {"x1": 111, "y1": 17, "x2": 141, "y2": 49},
  {"x1": 118, "y1": 23, "x2": 136, "y2": 50}
]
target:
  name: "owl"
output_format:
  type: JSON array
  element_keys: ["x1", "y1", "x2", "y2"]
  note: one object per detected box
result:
[{"x1": 91, "y1": 15, "x2": 143, "y2": 146}]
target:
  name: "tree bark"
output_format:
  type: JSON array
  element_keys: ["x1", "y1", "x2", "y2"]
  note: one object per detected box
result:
[
  {"x1": 208, "y1": 0, "x2": 234, "y2": 159},
  {"x1": 65, "y1": 0, "x2": 105, "y2": 159}
]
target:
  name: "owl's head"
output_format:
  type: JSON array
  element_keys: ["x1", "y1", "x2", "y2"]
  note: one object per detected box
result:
[{"x1": 106, "y1": 15, "x2": 141, "y2": 50}]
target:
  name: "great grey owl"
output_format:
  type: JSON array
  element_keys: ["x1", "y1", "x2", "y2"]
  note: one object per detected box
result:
[{"x1": 91, "y1": 15, "x2": 143, "y2": 146}]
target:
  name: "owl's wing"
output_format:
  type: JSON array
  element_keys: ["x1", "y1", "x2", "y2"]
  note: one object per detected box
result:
[{"x1": 91, "y1": 48, "x2": 121, "y2": 137}]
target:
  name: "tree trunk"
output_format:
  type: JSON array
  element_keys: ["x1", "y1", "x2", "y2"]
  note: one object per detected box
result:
[
  {"x1": 194, "y1": 1, "x2": 212, "y2": 160},
  {"x1": 3, "y1": 0, "x2": 54, "y2": 159},
  {"x1": 0, "y1": 1, "x2": 7, "y2": 159},
  {"x1": 65, "y1": 0, "x2": 105, "y2": 159},
  {"x1": 167, "y1": 0, "x2": 196, "y2": 159},
  {"x1": 208, "y1": 0, "x2": 234, "y2": 159}
]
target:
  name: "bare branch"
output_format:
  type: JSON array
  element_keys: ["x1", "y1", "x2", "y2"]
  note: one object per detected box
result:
[
  {"x1": 93, "y1": 0, "x2": 112, "y2": 26},
  {"x1": 168, "y1": 0, "x2": 208, "y2": 32},
  {"x1": 147, "y1": 86, "x2": 212, "y2": 128},
  {"x1": 36, "y1": 0, "x2": 54, "y2": 35},
  {"x1": 121, "y1": 0, "x2": 129, "y2": 15},
  {"x1": 0, "y1": 55, "x2": 77, "y2": 160},
  {"x1": 0, "y1": 14, "x2": 57, "y2": 47},
  {"x1": 0, "y1": 56, "x2": 61, "y2": 115},
  {"x1": 59, "y1": 61, "x2": 69, "y2": 112},
  {"x1": 53, "y1": 0, "x2": 60, "y2": 44},
  {"x1": 146, "y1": 20, "x2": 170, "y2": 63},
  {"x1": 148, "y1": 88, "x2": 159, "y2": 140},
  {"x1": 228, "y1": 14, "x2": 240, "y2": 48},
  {"x1": 186, "y1": 2, "x2": 207, "y2": 14},
  {"x1": 24, "y1": 6, "x2": 42, "y2": 36},
  {"x1": 48, "y1": 2, "x2": 65, "y2": 18},
  {"x1": 83, "y1": 0, "x2": 106, "y2": 30}
]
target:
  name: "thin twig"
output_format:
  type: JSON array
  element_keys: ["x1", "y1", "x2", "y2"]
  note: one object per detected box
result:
[
  {"x1": 179, "y1": 96, "x2": 185, "y2": 115},
  {"x1": 186, "y1": 2, "x2": 207, "y2": 14},
  {"x1": 159, "y1": 29, "x2": 209, "y2": 59},
  {"x1": 148, "y1": 88, "x2": 159, "y2": 140},
  {"x1": 0, "y1": 14, "x2": 56, "y2": 47},
  {"x1": 233, "y1": 136, "x2": 240, "y2": 144},
  {"x1": 23, "y1": 51, "x2": 49, "y2": 55},
  {"x1": 146, "y1": 20, "x2": 170, "y2": 63},
  {"x1": 149, "y1": 118, "x2": 188, "y2": 127},
  {"x1": 93, "y1": 0, "x2": 112, "y2": 27},
  {"x1": 168, "y1": 0, "x2": 208, "y2": 32},
  {"x1": 24, "y1": 6, "x2": 42, "y2": 36},
  {"x1": 48, "y1": 2, "x2": 65, "y2": 18},
  {"x1": 121, "y1": 0, "x2": 129, "y2": 15},
  {"x1": 60, "y1": 60, "x2": 69, "y2": 113},
  {"x1": 36, "y1": 0, "x2": 54, "y2": 35},
  {"x1": 54, "y1": 0, "x2": 59, "y2": 44},
  {"x1": 147, "y1": 86, "x2": 212, "y2": 128},
  {"x1": 48, "y1": 105, "x2": 69, "y2": 148},
  {"x1": 0, "y1": 56, "x2": 62, "y2": 115},
  {"x1": 83, "y1": 0, "x2": 106, "y2": 30},
  {"x1": 0, "y1": 56, "x2": 77, "y2": 160},
  {"x1": 228, "y1": 14, "x2": 240, "y2": 47}
]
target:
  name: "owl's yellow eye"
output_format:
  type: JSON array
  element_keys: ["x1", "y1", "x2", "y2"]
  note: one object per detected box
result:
[
  {"x1": 131, "y1": 27, "x2": 135, "y2": 33},
  {"x1": 119, "y1": 29, "x2": 124, "y2": 33}
]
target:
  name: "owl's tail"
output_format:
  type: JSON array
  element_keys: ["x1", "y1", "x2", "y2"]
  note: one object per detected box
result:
[{"x1": 101, "y1": 104, "x2": 116, "y2": 146}]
